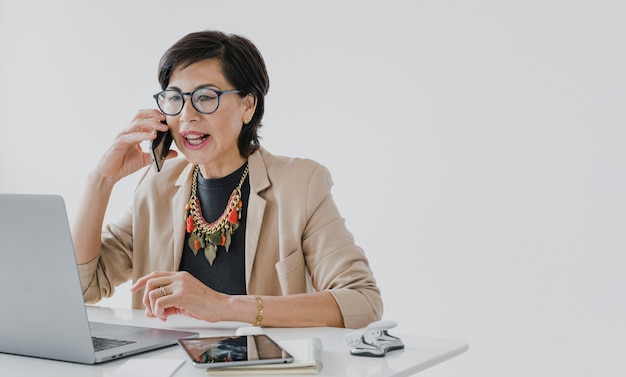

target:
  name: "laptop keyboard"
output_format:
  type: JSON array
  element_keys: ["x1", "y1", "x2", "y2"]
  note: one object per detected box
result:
[{"x1": 92, "y1": 336, "x2": 137, "y2": 352}]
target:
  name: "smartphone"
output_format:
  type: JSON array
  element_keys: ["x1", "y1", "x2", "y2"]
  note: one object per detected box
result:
[
  {"x1": 178, "y1": 335, "x2": 294, "y2": 368},
  {"x1": 150, "y1": 129, "x2": 173, "y2": 172}
]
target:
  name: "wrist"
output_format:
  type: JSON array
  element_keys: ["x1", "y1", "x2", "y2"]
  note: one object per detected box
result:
[
  {"x1": 225, "y1": 295, "x2": 264, "y2": 326},
  {"x1": 86, "y1": 171, "x2": 117, "y2": 193},
  {"x1": 252, "y1": 294, "x2": 264, "y2": 327}
]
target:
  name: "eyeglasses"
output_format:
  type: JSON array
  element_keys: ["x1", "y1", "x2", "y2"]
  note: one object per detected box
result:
[{"x1": 153, "y1": 88, "x2": 241, "y2": 116}]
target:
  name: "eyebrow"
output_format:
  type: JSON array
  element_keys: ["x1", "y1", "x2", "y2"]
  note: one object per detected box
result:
[{"x1": 166, "y1": 84, "x2": 221, "y2": 92}]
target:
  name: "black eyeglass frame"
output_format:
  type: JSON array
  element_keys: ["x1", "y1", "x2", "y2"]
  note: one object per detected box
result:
[{"x1": 152, "y1": 88, "x2": 241, "y2": 116}]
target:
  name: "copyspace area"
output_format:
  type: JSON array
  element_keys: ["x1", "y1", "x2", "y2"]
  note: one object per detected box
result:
[{"x1": 1, "y1": 1, "x2": 624, "y2": 376}]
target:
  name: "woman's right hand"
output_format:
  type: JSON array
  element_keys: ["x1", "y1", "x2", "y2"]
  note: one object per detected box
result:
[
  {"x1": 72, "y1": 110, "x2": 174, "y2": 265},
  {"x1": 93, "y1": 109, "x2": 171, "y2": 183}
]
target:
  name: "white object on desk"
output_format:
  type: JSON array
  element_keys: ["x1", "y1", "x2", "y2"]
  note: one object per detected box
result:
[
  {"x1": 346, "y1": 320, "x2": 405, "y2": 357},
  {"x1": 235, "y1": 326, "x2": 265, "y2": 335}
]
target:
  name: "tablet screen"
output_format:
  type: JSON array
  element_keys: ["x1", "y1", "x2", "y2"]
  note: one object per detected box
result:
[{"x1": 178, "y1": 335, "x2": 294, "y2": 368}]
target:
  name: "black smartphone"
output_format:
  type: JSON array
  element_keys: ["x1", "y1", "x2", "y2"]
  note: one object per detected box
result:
[
  {"x1": 150, "y1": 129, "x2": 173, "y2": 172},
  {"x1": 178, "y1": 335, "x2": 294, "y2": 368}
]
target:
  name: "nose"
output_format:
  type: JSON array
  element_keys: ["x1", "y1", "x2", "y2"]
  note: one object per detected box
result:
[{"x1": 179, "y1": 94, "x2": 200, "y2": 123}]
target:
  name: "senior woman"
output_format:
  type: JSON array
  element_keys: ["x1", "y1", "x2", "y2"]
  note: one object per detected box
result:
[{"x1": 72, "y1": 30, "x2": 382, "y2": 329}]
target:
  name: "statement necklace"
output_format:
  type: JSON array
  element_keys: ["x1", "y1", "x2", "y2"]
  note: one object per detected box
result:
[{"x1": 185, "y1": 164, "x2": 248, "y2": 265}]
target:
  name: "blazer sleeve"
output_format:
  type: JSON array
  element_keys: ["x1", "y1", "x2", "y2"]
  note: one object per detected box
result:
[{"x1": 300, "y1": 164, "x2": 383, "y2": 328}]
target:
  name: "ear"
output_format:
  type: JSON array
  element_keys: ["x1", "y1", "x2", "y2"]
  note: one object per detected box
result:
[{"x1": 242, "y1": 94, "x2": 257, "y2": 123}]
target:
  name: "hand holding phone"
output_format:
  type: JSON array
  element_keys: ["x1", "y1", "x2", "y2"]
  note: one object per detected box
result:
[{"x1": 150, "y1": 128, "x2": 173, "y2": 172}]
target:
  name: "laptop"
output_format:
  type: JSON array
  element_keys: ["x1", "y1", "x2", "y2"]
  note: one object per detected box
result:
[{"x1": 0, "y1": 194, "x2": 199, "y2": 364}]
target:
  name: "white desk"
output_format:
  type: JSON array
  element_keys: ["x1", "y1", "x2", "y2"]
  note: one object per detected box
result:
[{"x1": 0, "y1": 306, "x2": 468, "y2": 377}]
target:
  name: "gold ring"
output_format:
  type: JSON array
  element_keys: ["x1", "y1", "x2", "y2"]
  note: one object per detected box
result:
[{"x1": 159, "y1": 286, "x2": 167, "y2": 297}]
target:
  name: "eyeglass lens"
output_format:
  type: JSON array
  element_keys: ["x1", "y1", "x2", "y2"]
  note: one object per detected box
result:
[{"x1": 155, "y1": 88, "x2": 223, "y2": 115}]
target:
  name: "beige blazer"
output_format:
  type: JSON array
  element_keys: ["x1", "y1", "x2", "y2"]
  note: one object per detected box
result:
[{"x1": 78, "y1": 147, "x2": 382, "y2": 328}]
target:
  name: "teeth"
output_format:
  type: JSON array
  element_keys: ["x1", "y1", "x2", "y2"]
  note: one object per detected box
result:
[{"x1": 185, "y1": 134, "x2": 207, "y2": 145}]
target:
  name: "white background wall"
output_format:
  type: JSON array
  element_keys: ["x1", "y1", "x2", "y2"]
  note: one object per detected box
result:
[{"x1": 1, "y1": 1, "x2": 625, "y2": 376}]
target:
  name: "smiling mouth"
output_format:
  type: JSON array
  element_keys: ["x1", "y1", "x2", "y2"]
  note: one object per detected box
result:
[{"x1": 185, "y1": 134, "x2": 209, "y2": 145}]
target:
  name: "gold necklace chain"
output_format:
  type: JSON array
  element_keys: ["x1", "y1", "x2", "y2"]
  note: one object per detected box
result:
[{"x1": 185, "y1": 164, "x2": 248, "y2": 265}]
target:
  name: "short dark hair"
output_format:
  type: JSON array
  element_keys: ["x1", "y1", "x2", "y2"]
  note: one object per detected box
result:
[{"x1": 158, "y1": 30, "x2": 270, "y2": 157}]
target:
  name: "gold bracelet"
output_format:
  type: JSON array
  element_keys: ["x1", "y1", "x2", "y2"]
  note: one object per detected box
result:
[{"x1": 252, "y1": 294, "x2": 264, "y2": 327}]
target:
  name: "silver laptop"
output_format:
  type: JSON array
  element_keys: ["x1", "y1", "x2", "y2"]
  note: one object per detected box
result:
[{"x1": 0, "y1": 194, "x2": 198, "y2": 364}]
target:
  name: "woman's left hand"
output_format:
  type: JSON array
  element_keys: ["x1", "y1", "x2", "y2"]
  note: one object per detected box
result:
[{"x1": 130, "y1": 271, "x2": 228, "y2": 322}]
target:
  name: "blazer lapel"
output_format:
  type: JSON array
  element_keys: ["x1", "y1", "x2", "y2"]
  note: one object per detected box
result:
[
  {"x1": 245, "y1": 149, "x2": 270, "y2": 289},
  {"x1": 172, "y1": 164, "x2": 194, "y2": 271}
]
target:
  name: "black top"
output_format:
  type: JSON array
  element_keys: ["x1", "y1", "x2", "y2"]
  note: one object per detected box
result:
[{"x1": 178, "y1": 164, "x2": 249, "y2": 295}]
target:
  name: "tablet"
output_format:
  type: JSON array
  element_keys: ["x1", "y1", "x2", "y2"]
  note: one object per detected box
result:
[{"x1": 178, "y1": 335, "x2": 294, "y2": 368}]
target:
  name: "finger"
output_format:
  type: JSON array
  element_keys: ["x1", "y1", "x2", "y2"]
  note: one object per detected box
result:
[
  {"x1": 165, "y1": 149, "x2": 179, "y2": 160},
  {"x1": 134, "y1": 109, "x2": 166, "y2": 122},
  {"x1": 130, "y1": 274, "x2": 151, "y2": 292},
  {"x1": 131, "y1": 272, "x2": 175, "y2": 313},
  {"x1": 143, "y1": 275, "x2": 176, "y2": 293},
  {"x1": 152, "y1": 293, "x2": 187, "y2": 321},
  {"x1": 147, "y1": 278, "x2": 178, "y2": 310},
  {"x1": 119, "y1": 110, "x2": 168, "y2": 136},
  {"x1": 122, "y1": 119, "x2": 168, "y2": 137},
  {"x1": 152, "y1": 294, "x2": 172, "y2": 320},
  {"x1": 113, "y1": 130, "x2": 157, "y2": 149},
  {"x1": 142, "y1": 283, "x2": 167, "y2": 316},
  {"x1": 147, "y1": 285, "x2": 170, "y2": 317},
  {"x1": 148, "y1": 285, "x2": 180, "y2": 321},
  {"x1": 131, "y1": 271, "x2": 174, "y2": 291}
]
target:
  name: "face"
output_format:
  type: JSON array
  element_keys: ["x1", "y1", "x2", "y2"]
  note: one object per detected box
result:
[{"x1": 165, "y1": 59, "x2": 255, "y2": 178}]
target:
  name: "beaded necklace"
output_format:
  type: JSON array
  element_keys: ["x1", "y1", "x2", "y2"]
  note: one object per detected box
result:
[{"x1": 185, "y1": 164, "x2": 248, "y2": 265}]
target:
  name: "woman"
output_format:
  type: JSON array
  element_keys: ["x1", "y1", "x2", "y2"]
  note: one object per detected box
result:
[{"x1": 73, "y1": 30, "x2": 382, "y2": 329}]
